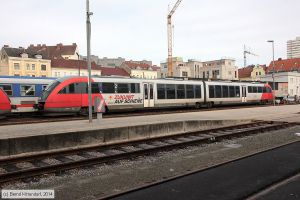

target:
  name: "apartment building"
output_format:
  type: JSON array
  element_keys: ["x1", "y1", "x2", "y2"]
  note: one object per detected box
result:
[
  {"x1": 120, "y1": 61, "x2": 158, "y2": 79},
  {"x1": 287, "y1": 36, "x2": 300, "y2": 59},
  {"x1": 0, "y1": 46, "x2": 51, "y2": 77},
  {"x1": 51, "y1": 59, "x2": 101, "y2": 77},
  {"x1": 238, "y1": 65, "x2": 266, "y2": 81},
  {"x1": 160, "y1": 57, "x2": 191, "y2": 78}
]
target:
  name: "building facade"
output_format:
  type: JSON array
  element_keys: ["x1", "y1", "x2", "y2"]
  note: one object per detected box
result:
[
  {"x1": 0, "y1": 46, "x2": 51, "y2": 77},
  {"x1": 160, "y1": 57, "x2": 191, "y2": 78},
  {"x1": 186, "y1": 59, "x2": 203, "y2": 78},
  {"x1": 238, "y1": 65, "x2": 266, "y2": 81},
  {"x1": 51, "y1": 59, "x2": 101, "y2": 77},
  {"x1": 260, "y1": 72, "x2": 300, "y2": 97},
  {"x1": 120, "y1": 61, "x2": 158, "y2": 79},
  {"x1": 200, "y1": 59, "x2": 238, "y2": 80},
  {"x1": 287, "y1": 37, "x2": 300, "y2": 59}
]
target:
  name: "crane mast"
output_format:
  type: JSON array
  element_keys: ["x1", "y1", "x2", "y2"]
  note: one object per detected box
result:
[
  {"x1": 167, "y1": 0, "x2": 182, "y2": 77},
  {"x1": 243, "y1": 45, "x2": 258, "y2": 67}
]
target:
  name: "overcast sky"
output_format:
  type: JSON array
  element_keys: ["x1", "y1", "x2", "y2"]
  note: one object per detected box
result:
[{"x1": 1, "y1": 0, "x2": 300, "y2": 67}]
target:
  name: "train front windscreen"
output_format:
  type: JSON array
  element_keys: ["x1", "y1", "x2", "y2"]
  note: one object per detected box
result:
[{"x1": 39, "y1": 80, "x2": 60, "y2": 101}]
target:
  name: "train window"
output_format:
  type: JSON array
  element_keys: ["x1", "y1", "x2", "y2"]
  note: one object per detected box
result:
[
  {"x1": 150, "y1": 84, "x2": 153, "y2": 99},
  {"x1": 215, "y1": 85, "x2": 222, "y2": 98},
  {"x1": 258, "y1": 87, "x2": 263, "y2": 93},
  {"x1": 166, "y1": 84, "x2": 176, "y2": 99},
  {"x1": 0, "y1": 84, "x2": 12, "y2": 96},
  {"x1": 248, "y1": 86, "x2": 253, "y2": 93},
  {"x1": 229, "y1": 86, "x2": 235, "y2": 97},
  {"x1": 267, "y1": 87, "x2": 272, "y2": 93},
  {"x1": 195, "y1": 85, "x2": 201, "y2": 98},
  {"x1": 102, "y1": 82, "x2": 115, "y2": 93},
  {"x1": 130, "y1": 83, "x2": 140, "y2": 93},
  {"x1": 92, "y1": 83, "x2": 100, "y2": 93},
  {"x1": 20, "y1": 85, "x2": 35, "y2": 96},
  {"x1": 116, "y1": 83, "x2": 129, "y2": 93},
  {"x1": 144, "y1": 84, "x2": 148, "y2": 99},
  {"x1": 157, "y1": 84, "x2": 166, "y2": 99},
  {"x1": 68, "y1": 83, "x2": 75, "y2": 94},
  {"x1": 222, "y1": 85, "x2": 229, "y2": 98},
  {"x1": 209, "y1": 85, "x2": 215, "y2": 98},
  {"x1": 263, "y1": 87, "x2": 267, "y2": 93},
  {"x1": 176, "y1": 84, "x2": 185, "y2": 99},
  {"x1": 253, "y1": 86, "x2": 258, "y2": 93},
  {"x1": 186, "y1": 85, "x2": 194, "y2": 98},
  {"x1": 42, "y1": 85, "x2": 48, "y2": 91},
  {"x1": 235, "y1": 86, "x2": 240, "y2": 97},
  {"x1": 78, "y1": 83, "x2": 88, "y2": 94}
]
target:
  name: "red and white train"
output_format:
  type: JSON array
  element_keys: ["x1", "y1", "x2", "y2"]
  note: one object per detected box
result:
[
  {"x1": 37, "y1": 76, "x2": 273, "y2": 114},
  {"x1": 0, "y1": 88, "x2": 11, "y2": 118}
]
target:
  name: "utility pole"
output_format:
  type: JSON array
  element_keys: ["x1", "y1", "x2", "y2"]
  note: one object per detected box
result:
[
  {"x1": 86, "y1": 0, "x2": 93, "y2": 122},
  {"x1": 267, "y1": 40, "x2": 275, "y2": 106}
]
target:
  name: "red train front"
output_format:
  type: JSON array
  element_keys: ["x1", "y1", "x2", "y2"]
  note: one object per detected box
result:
[
  {"x1": 261, "y1": 83, "x2": 273, "y2": 103},
  {"x1": 0, "y1": 88, "x2": 11, "y2": 118},
  {"x1": 37, "y1": 77, "x2": 105, "y2": 114}
]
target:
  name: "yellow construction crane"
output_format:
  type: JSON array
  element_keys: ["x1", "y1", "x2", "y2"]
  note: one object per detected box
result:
[
  {"x1": 243, "y1": 45, "x2": 258, "y2": 68},
  {"x1": 167, "y1": 0, "x2": 183, "y2": 77}
]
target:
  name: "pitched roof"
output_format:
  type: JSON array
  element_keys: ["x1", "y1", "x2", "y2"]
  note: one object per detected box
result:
[
  {"x1": 100, "y1": 67, "x2": 130, "y2": 77},
  {"x1": 51, "y1": 59, "x2": 101, "y2": 70},
  {"x1": 123, "y1": 61, "x2": 152, "y2": 70},
  {"x1": 27, "y1": 43, "x2": 77, "y2": 59},
  {"x1": 151, "y1": 65, "x2": 161, "y2": 71},
  {"x1": 238, "y1": 66, "x2": 254, "y2": 78},
  {"x1": 2, "y1": 47, "x2": 48, "y2": 59},
  {"x1": 267, "y1": 58, "x2": 300, "y2": 73}
]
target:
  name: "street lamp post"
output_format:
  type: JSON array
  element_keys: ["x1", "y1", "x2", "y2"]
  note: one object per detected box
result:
[
  {"x1": 86, "y1": 0, "x2": 93, "y2": 122},
  {"x1": 267, "y1": 40, "x2": 275, "y2": 106}
]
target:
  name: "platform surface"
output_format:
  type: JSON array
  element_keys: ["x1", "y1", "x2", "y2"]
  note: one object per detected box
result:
[
  {"x1": 0, "y1": 105, "x2": 299, "y2": 139},
  {"x1": 108, "y1": 141, "x2": 300, "y2": 200}
]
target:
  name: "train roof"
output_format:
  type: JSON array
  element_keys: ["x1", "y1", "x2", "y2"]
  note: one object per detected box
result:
[
  {"x1": 0, "y1": 76, "x2": 56, "y2": 80},
  {"x1": 0, "y1": 76, "x2": 55, "y2": 84},
  {"x1": 54, "y1": 76, "x2": 267, "y2": 85}
]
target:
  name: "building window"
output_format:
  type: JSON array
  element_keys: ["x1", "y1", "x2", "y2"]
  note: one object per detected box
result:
[
  {"x1": 41, "y1": 64, "x2": 47, "y2": 71},
  {"x1": 32, "y1": 64, "x2": 36, "y2": 70},
  {"x1": 259, "y1": 72, "x2": 261, "y2": 75},
  {"x1": 14, "y1": 63, "x2": 20, "y2": 70},
  {"x1": 14, "y1": 74, "x2": 20, "y2": 76},
  {"x1": 26, "y1": 63, "x2": 30, "y2": 70},
  {"x1": 182, "y1": 71, "x2": 188, "y2": 77}
]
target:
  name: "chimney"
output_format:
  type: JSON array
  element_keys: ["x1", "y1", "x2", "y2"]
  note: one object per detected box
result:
[
  {"x1": 42, "y1": 44, "x2": 46, "y2": 47},
  {"x1": 37, "y1": 44, "x2": 41, "y2": 47},
  {"x1": 19, "y1": 46, "x2": 23, "y2": 49},
  {"x1": 72, "y1": 43, "x2": 76, "y2": 46},
  {"x1": 3, "y1": 45, "x2": 9, "y2": 48},
  {"x1": 278, "y1": 58, "x2": 282, "y2": 61},
  {"x1": 29, "y1": 44, "x2": 34, "y2": 47}
]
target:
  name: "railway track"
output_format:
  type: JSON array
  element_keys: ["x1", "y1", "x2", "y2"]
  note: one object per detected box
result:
[
  {"x1": 0, "y1": 104, "x2": 274, "y2": 126},
  {"x1": 0, "y1": 120, "x2": 295, "y2": 185}
]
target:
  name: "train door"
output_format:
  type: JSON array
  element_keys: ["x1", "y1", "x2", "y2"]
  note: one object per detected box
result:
[
  {"x1": 242, "y1": 86, "x2": 247, "y2": 103},
  {"x1": 143, "y1": 83, "x2": 154, "y2": 107}
]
